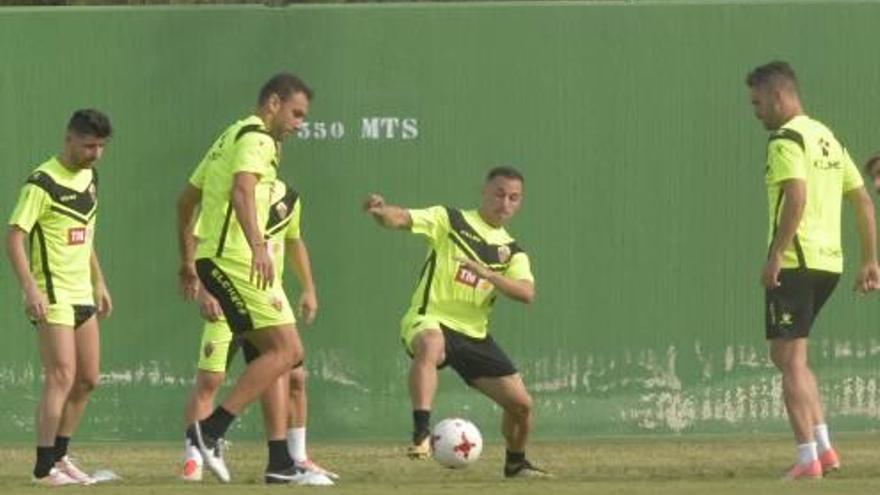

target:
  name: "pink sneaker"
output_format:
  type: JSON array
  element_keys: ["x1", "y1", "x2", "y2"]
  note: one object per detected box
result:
[
  {"x1": 32, "y1": 467, "x2": 80, "y2": 486},
  {"x1": 55, "y1": 456, "x2": 94, "y2": 485},
  {"x1": 819, "y1": 448, "x2": 840, "y2": 474},
  {"x1": 783, "y1": 460, "x2": 822, "y2": 481}
]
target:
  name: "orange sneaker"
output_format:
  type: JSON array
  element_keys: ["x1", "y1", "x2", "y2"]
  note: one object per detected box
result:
[
  {"x1": 783, "y1": 460, "x2": 822, "y2": 481},
  {"x1": 819, "y1": 448, "x2": 840, "y2": 474}
]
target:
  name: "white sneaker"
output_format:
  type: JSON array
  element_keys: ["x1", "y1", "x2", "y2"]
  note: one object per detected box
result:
[
  {"x1": 32, "y1": 467, "x2": 80, "y2": 486},
  {"x1": 55, "y1": 456, "x2": 95, "y2": 485},
  {"x1": 265, "y1": 465, "x2": 334, "y2": 486},
  {"x1": 189, "y1": 421, "x2": 230, "y2": 483},
  {"x1": 299, "y1": 458, "x2": 340, "y2": 480},
  {"x1": 181, "y1": 457, "x2": 203, "y2": 482}
]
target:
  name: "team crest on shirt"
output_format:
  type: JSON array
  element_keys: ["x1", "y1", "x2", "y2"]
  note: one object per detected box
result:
[
  {"x1": 497, "y1": 245, "x2": 511, "y2": 264},
  {"x1": 203, "y1": 342, "x2": 215, "y2": 358},
  {"x1": 275, "y1": 201, "x2": 288, "y2": 219},
  {"x1": 88, "y1": 183, "x2": 97, "y2": 202}
]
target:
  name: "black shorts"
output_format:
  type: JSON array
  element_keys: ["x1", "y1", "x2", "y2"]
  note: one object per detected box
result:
[
  {"x1": 765, "y1": 269, "x2": 839, "y2": 340},
  {"x1": 428, "y1": 325, "x2": 518, "y2": 385},
  {"x1": 225, "y1": 335, "x2": 304, "y2": 371}
]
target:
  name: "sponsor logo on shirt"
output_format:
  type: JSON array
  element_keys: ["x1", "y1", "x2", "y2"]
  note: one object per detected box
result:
[
  {"x1": 68, "y1": 227, "x2": 87, "y2": 245},
  {"x1": 455, "y1": 265, "x2": 480, "y2": 288}
]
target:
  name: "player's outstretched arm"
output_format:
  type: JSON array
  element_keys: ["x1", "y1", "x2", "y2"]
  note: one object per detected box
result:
[
  {"x1": 455, "y1": 256, "x2": 535, "y2": 304},
  {"x1": 176, "y1": 183, "x2": 202, "y2": 300},
  {"x1": 362, "y1": 193, "x2": 412, "y2": 230},
  {"x1": 287, "y1": 238, "x2": 318, "y2": 325},
  {"x1": 6, "y1": 226, "x2": 48, "y2": 321},
  {"x1": 232, "y1": 172, "x2": 273, "y2": 289},
  {"x1": 846, "y1": 186, "x2": 880, "y2": 292}
]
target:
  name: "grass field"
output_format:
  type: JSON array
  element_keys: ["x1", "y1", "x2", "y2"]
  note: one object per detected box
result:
[{"x1": 3, "y1": 433, "x2": 880, "y2": 494}]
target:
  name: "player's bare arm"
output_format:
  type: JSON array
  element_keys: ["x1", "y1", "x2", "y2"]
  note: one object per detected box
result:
[
  {"x1": 287, "y1": 238, "x2": 318, "y2": 325},
  {"x1": 6, "y1": 226, "x2": 48, "y2": 321},
  {"x1": 90, "y1": 248, "x2": 113, "y2": 318},
  {"x1": 176, "y1": 183, "x2": 202, "y2": 300},
  {"x1": 232, "y1": 171, "x2": 273, "y2": 289},
  {"x1": 454, "y1": 256, "x2": 535, "y2": 304},
  {"x1": 363, "y1": 193, "x2": 413, "y2": 229},
  {"x1": 846, "y1": 186, "x2": 880, "y2": 293},
  {"x1": 763, "y1": 178, "x2": 806, "y2": 289}
]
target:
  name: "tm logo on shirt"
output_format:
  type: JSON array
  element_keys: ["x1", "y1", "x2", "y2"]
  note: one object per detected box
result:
[
  {"x1": 68, "y1": 227, "x2": 87, "y2": 245},
  {"x1": 455, "y1": 266, "x2": 480, "y2": 288}
]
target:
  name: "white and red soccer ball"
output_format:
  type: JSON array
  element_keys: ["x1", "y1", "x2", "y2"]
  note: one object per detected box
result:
[{"x1": 431, "y1": 418, "x2": 483, "y2": 468}]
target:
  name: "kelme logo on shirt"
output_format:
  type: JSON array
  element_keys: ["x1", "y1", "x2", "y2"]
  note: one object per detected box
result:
[{"x1": 68, "y1": 227, "x2": 87, "y2": 245}]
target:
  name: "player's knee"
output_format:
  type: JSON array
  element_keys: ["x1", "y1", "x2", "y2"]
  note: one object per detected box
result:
[
  {"x1": 413, "y1": 331, "x2": 445, "y2": 364},
  {"x1": 197, "y1": 372, "x2": 224, "y2": 397},
  {"x1": 45, "y1": 365, "x2": 76, "y2": 392},
  {"x1": 74, "y1": 373, "x2": 100, "y2": 395},
  {"x1": 290, "y1": 368, "x2": 307, "y2": 392},
  {"x1": 506, "y1": 393, "x2": 533, "y2": 419}
]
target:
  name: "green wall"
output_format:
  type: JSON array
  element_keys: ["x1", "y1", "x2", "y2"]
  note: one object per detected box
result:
[{"x1": 1, "y1": 1, "x2": 879, "y2": 441}]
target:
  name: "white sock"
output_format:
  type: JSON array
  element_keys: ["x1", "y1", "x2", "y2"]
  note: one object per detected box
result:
[
  {"x1": 797, "y1": 442, "x2": 818, "y2": 464},
  {"x1": 184, "y1": 437, "x2": 202, "y2": 464},
  {"x1": 287, "y1": 427, "x2": 307, "y2": 462},
  {"x1": 814, "y1": 424, "x2": 832, "y2": 453}
]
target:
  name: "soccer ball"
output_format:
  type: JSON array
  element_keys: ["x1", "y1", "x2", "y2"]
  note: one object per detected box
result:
[{"x1": 431, "y1": 418, "x2": 483, "y2": 468}]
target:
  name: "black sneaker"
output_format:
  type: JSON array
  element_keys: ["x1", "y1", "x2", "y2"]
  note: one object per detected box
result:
[
  {"x1": 187, "y1": 421, "x2": 230, "y2": 483},
  {"x1": 265, "y1": 464, "x2": 334, "y2": 486},
  {"x1": 504, "y1": 459, "x2": 552, "y2": 478}
]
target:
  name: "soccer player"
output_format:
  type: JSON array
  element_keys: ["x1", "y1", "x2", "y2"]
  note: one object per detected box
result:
[
  {"x1": 363, "y1": 166, "x2": 550, "y2": 478},
  {"x1": 866, "y1": 154, "x2": 880, "y2": 194},
  {"x1": 6, "y1": 110, "x2": 113, "y2": 486},
  {"x1": 746, "y1": 61, "x2": 880, "y2": 480},
  {"x1": 179, "y1": 73, "x2": 315, "y2": 484},
  {"x1": 177, "y1": 180, "x2": 337, "y2": 483}
]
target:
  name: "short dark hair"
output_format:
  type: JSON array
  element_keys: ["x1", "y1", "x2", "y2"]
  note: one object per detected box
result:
[
  {"x1": 745, "y1": 61, "x2": 799, "y2": 92},
  {"x1": 865, "y1": 154, "x2": 880, "y2": 173},
  {"x1": 486, "y1": 165, "x2": 524, "y2": 183},
  {"x1": 67, "y1": 109, "x2": 112, "y2": 138},
  {"x1": 258, "y1": 72, "x2": 313, "y2": 105}
]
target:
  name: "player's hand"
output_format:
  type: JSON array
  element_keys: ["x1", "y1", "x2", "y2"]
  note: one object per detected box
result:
[
  {"x1": 761, "y1": 253, "x2": 783, "y2": 289},
  {"x1": 250, "y1": 241, "x2": 274, "y2": 290},
  {"x1": 853, "y1": 261, "x2": 880, "y2": 294},
  {"x1": 362, "y1": 193, "x2": 385, "y2": 215},
  {"x1": 178, "y1": 262, "x2": 199, "y2": 301},
  {"x1": 455, "y1": 256, "x2": 492, "y2": 279},
  {"x1": 94, "y1": 283, "x2": 113, "y2": 319},
  {"x1": 298, "y1": 289, "x2": 318, "y2": 326},
  {"x1": 24, "y1": 285, "x2": 48, "y2": 322},
  {"x1": 198, "y1": 290, "x2": 223, "y2": 322}
]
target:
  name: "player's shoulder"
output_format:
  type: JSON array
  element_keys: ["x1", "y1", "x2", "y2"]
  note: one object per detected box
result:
[
  {"x1": 768, "y1": 125, "x2": 805, "y2": 152},
  {"x1": 233, "y1": 121, "x2": 275, "y2": 149}
]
